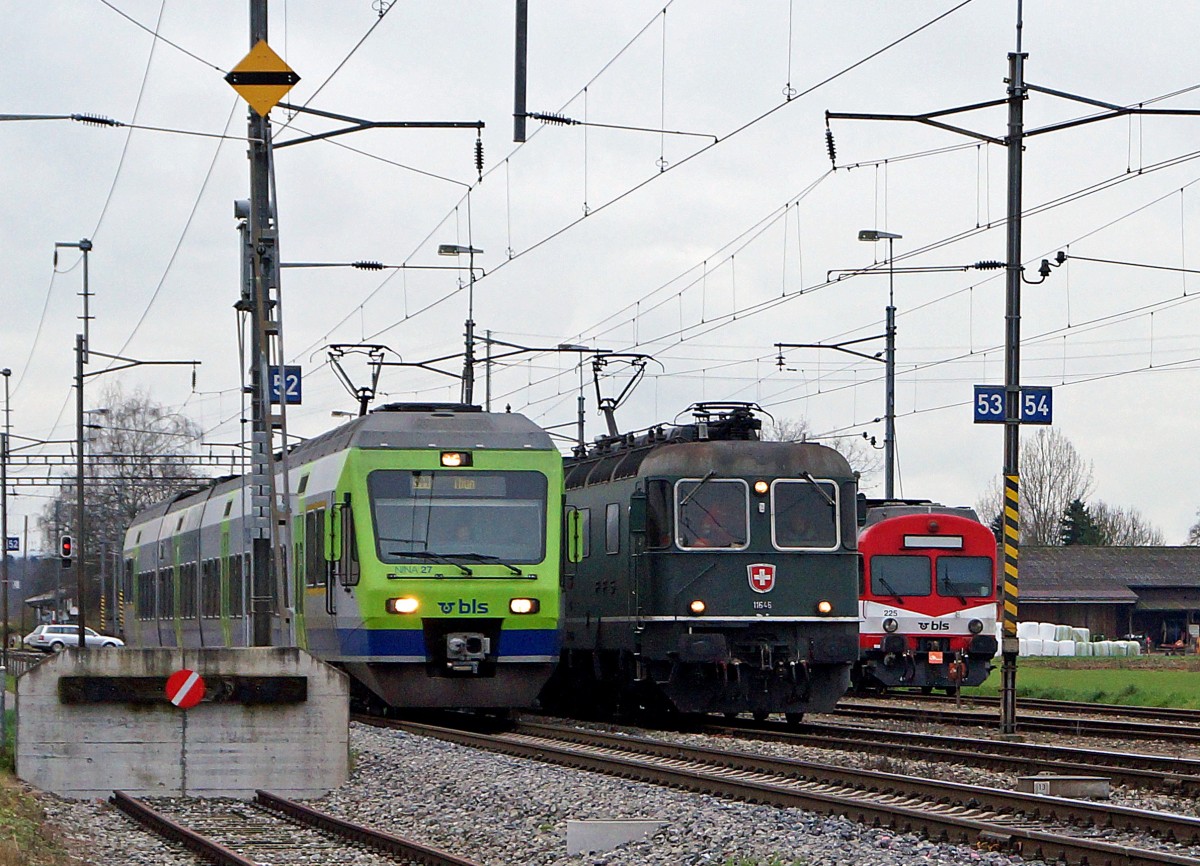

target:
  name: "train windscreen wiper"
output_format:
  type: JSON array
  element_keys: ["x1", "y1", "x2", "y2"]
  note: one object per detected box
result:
[
  {"x1": 876, "y1": 575, "x2": 905, "y2": 604},
  {"x1": 450, "y1": 552, "x2": 523, "y2": 575},
  {"x1": 678, "y1": 470, "x2": 716, "y2": 507},
  {"x1": 801, "y1": 472, "x2": 836, "y2": 507},
  {"x1": 386, "y1": 550, "x2": 473, "y2": 575}
]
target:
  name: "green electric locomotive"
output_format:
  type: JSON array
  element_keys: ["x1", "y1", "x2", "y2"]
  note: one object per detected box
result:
[
  {"x1": 545, "y1": 403, "x2": 860, "y2": 721},
  {"x1": 121, "y1": 403, "x2": 563, "y2": 711}
]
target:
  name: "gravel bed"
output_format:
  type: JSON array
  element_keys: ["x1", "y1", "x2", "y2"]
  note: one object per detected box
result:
[{"x1": 36, "y1": 710, "x2": 1200, "y2": 866}]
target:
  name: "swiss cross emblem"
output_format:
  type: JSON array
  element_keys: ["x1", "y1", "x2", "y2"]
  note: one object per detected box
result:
[{"x1": 748, "y1": 563, "x2": 776, "y2": 593}]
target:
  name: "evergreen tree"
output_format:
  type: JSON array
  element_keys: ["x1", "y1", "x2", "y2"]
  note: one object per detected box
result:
[{"x1": 1060, "y1": 498, "x2": 1106, "y2": 546}]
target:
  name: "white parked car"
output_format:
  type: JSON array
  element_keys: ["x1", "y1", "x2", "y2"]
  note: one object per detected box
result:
[{"x1": 24, "y1": 624, "x2": 124, "y2": 652}]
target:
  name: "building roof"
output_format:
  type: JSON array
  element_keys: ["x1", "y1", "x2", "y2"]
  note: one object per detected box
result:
[{"x1": 1019, "y1": 546, "x2": 1200, "y2": 604}]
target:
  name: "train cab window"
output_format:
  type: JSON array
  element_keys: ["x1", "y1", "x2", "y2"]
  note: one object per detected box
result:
[
  {"x1": 368, "y1": 470, "x2": 548, "y2": 565},
  {"x1": 936, "y1": 556, "x2": 993, "y2": 598},
  {"x1": 675, "y1": 478, "x2": 749, "y2": 550},
  {"x1": 605, "y1": 503, "x2": 620, "y2": 554},
  {"x1": 869, "y1": 555, "x2": 931, "y2": 597},
  {"x1": 771, "y1": 479, "x2": 839, "y2": 550},
  {"x1": 645, "y1": 480, "x2": 672, "y2": 549}
]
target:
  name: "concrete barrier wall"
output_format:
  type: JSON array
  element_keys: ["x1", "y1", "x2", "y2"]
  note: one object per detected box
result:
[{"x1": 16, "y1": 647, "x2": 349, "y2": 800}]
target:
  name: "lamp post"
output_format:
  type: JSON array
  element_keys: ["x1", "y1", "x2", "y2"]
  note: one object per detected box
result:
[
  {"x1": 858, "y1": 229, "x2": 902, "y2": 500},
  {"x1": 437, "y1": 243, "x2": 483, "y2": 404}
]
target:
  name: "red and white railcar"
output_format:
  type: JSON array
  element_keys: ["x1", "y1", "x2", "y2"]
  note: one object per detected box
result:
[{"x1": 856, "y1": 505, "x2": 998, "y2": 692}]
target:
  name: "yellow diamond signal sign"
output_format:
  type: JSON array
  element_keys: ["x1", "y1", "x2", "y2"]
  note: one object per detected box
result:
[{"x1": 225, "y1": 40, "x2": 300, "y2": 117}]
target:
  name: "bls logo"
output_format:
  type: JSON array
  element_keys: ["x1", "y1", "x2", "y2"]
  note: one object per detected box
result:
[
  {"x1": 438, "y1": 599, "x2": 490, "y2": 614},
  {"x1": 918, "y1": 620, "x2": 950, "y2": 631}
]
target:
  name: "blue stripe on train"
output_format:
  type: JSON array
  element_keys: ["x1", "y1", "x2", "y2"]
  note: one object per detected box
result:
[{"x1": 337, "y1": 628, "x2": 560, "y2": 657}]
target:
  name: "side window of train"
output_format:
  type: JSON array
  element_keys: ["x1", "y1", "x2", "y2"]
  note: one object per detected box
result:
[
  {"x1": 605, "y1": 503, "x2": 620, "y2": 555},
  {"x1": 579, "y1": 508, "x2": 591, "y2": 558},
  {"x1": 305, "y1": 509, "x2": 327, "y2": 587},
  {"x1": 644, "y1": 480, "x2": 672, "y2": 549},
  {"x1": 343, "y1": 502, "x2": 360, "y2": 586}
]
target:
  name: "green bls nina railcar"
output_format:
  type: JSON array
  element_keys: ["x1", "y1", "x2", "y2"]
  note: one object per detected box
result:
[{"x1": 121, "y1": 403, "x2": 563, "y2": 711}]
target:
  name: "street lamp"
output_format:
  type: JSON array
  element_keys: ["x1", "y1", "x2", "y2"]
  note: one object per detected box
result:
[
  {"x1": 858, "y1": 229, "x2": 902, "y2": 500},
  {"x1": 438, "y1": 243, "x2": 483, "y2": 404}
]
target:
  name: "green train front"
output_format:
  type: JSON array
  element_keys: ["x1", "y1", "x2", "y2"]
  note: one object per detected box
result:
[
  {"x1": 121, "y1": 404, "x2": 562, "y2": 711},
  {"x1": 548, "y1": 404, "x2": 860, "y2": 719}
]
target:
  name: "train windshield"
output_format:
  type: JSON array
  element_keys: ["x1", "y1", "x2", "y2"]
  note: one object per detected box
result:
[
  {"x1": 771, "y1": 479, "x2": 839, "y2": 549},
  {"x1": 936, "y1": 556, "x2": 993, "y2": 598},
  {"x1": 869, "y1": 555, "x2": 931, "y2": 597},
  {"x1": 675, "y1": 478, "x2": 749, "y2": 549},
  {"x1": 368, "y1": 470, "x2": 547, "y2": 564}
]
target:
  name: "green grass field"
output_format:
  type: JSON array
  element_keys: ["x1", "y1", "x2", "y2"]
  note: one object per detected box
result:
[{"x1": 966, "y1": 657, "x2": 1200, "y2": 708}]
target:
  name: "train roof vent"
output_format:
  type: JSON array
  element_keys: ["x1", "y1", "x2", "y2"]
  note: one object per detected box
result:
[{"x1": 374, "y1": 402, "x2": 482, "y2": 415}]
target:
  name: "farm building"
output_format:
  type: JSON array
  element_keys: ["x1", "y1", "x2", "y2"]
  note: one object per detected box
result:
[{"x1": 1018, "y1": 546, "x2": 1200, "y2": 648}]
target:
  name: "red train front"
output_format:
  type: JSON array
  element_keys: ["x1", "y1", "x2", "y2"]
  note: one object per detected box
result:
[{"x1": 856, "y1": 505, "x2": 998, "y2": 692}]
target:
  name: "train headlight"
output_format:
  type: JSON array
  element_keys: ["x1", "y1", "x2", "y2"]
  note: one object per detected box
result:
[
  {"x1": 816, "y1": 600, "x2": 833, "y2": 615},
  {"x1": 882, "y1": 617, "x2": 899, "y2": 633},
  {"x1": 689, "y1": 599, "x2": 706, "y2": 615},
  {"x1": 509, "y1": 597, "x2": 540, "y2": 615},
  {"x1": 387, "y1": 597, "x2": 420, "y2": 614},
  {"x1": 968, "y1": 618, "x2": 984, "y2": 634},
  {"x1": 753, "y1": 480, "x2": 769, "y2": 495},
  {"x1": 440, "y1": 451, "x2": 473, "y2": 467}
]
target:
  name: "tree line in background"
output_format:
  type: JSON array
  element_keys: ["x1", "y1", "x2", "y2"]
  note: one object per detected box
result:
[{"x1": 975, "y1": 427, "x2": 1167, "y2": 547}]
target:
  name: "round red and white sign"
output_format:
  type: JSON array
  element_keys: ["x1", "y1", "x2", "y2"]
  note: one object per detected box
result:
[{"x1": 165, "y1": 669, "x2": 206, "y2": 709}]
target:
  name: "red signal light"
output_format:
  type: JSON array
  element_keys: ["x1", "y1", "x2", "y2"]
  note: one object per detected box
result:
[{"x1": 60, "y1": 535, "x2": 74, "y2": 560}]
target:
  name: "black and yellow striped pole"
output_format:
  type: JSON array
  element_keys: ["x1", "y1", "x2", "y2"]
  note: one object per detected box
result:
[{"x1": 999, "y1": 47, "x2": 1027, "y2": 735}]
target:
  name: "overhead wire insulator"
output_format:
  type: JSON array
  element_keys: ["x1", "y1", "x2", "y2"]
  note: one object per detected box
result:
[
  {"x1": 528, "y1": 111, "x2": 580, "y2": 126},
  {"x1": 825, "y1": 126, "x2": 837, "y2": 168},
  {"x1": 974, "y1": 260, "x2": 1006, "y2": 270},
  {"x1": 72, "y1": 113, "x2": 122, "y2": 127},
  {"x1": 353, "y1": 261, "x2": 384, "y2": 270},
  {"x1": 474, "y1": 136, "x2": 484, "y2": 181}
]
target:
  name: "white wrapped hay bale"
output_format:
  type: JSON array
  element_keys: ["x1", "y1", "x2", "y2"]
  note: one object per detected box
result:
[
  {"x1": 1071, "y1": 627, "x2": 1090, "y2": 643},
  {"x1": 1128, "y1": 640, "x2": 1142, "y2": 656},
  {"x1": 1018, "y1": 638, "x2": 1029, "y2": 656},
  {"x1": 1037, "y1": 622, "x2": 1057, "y2": 642},
  {"x1": 1017, "y1": 622, "x2": 1039, "y2": 640},
  {"x1": 1075, "y1": 641, "x2": 1092, "y2": 657},
  {"x1": 1095, "y1": 640, "x2": 1113, "y2": 657},
  {"x1": 1057, "y1": 640, "x2": 1076, "y2": 657},
  {"x1": 1054, "y1": 624, "x2": 1073, "y2": 641},
  {"x1": 1041, "y1": 639, "x2": 1060, "y2": 657},
  {"x1": 1025, "y1": 637, "x2": 1044, "y2": 656}
]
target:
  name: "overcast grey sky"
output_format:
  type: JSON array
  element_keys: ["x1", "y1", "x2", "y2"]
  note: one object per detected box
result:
[{"x1": 3, "y1": 1, "x2": 1200, "y2": 546}]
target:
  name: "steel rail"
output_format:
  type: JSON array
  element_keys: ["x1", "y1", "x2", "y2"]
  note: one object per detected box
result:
[
  {"x1": 835, "y1": 702, "x2": 1200, "y2": 741},
  {"x1": 713, "y1": 718, "x2": 1200, "y2": 793},
  {"x1": 875, "y1": 692, "x2": 1200, "y2": 724},
  {"x1": 255, "y1": 790, "x2": 485, "y2": 866},
  {"x1": 110, "y1": 791, "x2": 256, "y2": 866},
  {"x1": 513, "y1": 719, "x2": 1200, "y2": 844},
  {"x1": 365, "y1": 717, "x2": 1200, "y2": 866}
]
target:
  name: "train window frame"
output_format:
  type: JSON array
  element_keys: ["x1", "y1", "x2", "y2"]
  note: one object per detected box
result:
[
  {"x1": 935, "y1": 555, "x2": 994, "y2": 598},
  {"x1": 674, "y1": 478, "x2": 750, "y2": 551},
  {"x1": 769, "y1": 478, "x2": 841, "y2": 552},
  {"x1": 605, "y1": 503, "x2": 620, "y2": 555},
  {"x1": 578, "y1": 507, "x2": 591, "y2": 558},
  {"x1": 868, "y1": 554, "x2": 933, "y2": 598}
]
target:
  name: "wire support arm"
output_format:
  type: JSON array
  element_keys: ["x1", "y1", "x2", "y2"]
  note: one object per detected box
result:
[{"x1": 274, "y1": 102, "x2": 483, "y2": 149}]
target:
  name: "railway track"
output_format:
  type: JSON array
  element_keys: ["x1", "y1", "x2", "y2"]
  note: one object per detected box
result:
[
  {"x1": 834, "y1": 699, "x2": 1200, "y2": 741},
  {"x1": 872, "y1": 691, "x2": 1200, "y2": 723},
  {"x1": 110, "y1": 789, "x2": 484, "y2": 866},
  {"x1": 361, "y1": 714, "x2": 1200, "y2": 866},
  {"x1": 706, "y1": 717, "x2": 1200, "y2": 793}
]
